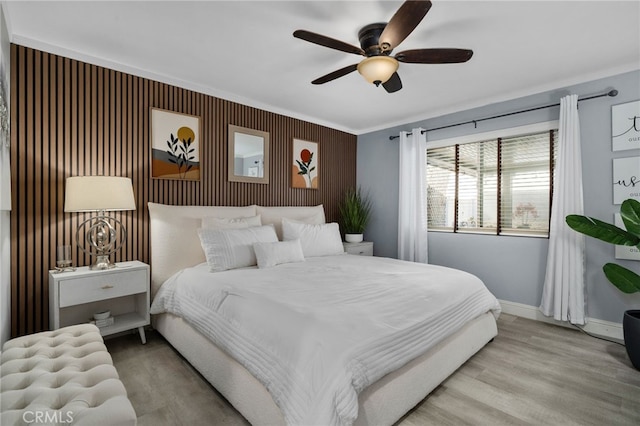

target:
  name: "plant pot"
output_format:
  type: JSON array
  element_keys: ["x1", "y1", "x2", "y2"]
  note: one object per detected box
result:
[
  {"x1": 345, "y1": 233, "x2": 364, "y2": 243},
  {"x1": 623, "y1": 310, "x2": 640, "y2": 370}
]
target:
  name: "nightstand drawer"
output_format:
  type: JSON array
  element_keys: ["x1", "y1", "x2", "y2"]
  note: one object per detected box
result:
[
  {"x1": 343, "y1": 241, "x2": 374, "y2": 256},
  {"x1": 59, "y1": 269, "x2": 147, "y2": 307}
]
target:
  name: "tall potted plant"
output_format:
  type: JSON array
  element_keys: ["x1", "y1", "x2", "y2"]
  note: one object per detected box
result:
[
  {"x1": 339, "y1": 187, "x2": 372, "y2": 243},
  {"x1": 566, "y1": 198, "x2": 640, "y2": 369}
]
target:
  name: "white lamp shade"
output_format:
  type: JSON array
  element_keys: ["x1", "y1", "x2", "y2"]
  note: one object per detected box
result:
[
  {"x1": 357, "y1": 56, "x2": 399, "y2": 84},
  {"x1": 65, "y1": 176, "x2": 136, "y2": 212}
]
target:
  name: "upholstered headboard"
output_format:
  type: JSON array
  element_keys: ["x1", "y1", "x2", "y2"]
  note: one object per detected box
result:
[{"x1": 147, "y1": 202, "x2": 325, "y2": 298}]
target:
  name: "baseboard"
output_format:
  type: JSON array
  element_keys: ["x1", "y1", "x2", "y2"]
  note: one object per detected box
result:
[{"x1": 498, "y1": 299, "x2": 624, "y2": 343}]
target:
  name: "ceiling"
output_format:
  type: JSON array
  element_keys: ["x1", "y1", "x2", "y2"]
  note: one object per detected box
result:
[{"x1": 4, "y1": 1, "x2": 640, "y2": 135}]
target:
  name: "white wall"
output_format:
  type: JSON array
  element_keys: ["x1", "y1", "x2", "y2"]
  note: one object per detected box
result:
[
  {"x1": 1, "y1": 1, "x2": 11, "y2": 346},
  {"x1": 358, "y1": 70, "x2": 640, "y2": 325}
]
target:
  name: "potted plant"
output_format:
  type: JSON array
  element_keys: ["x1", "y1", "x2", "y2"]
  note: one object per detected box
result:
[
  {"x1": 339, "y1": 187, "x2": 372, "y2": 243},
  {"x1": 566, "y1": 198, "x2": 640, "y2": 370}
]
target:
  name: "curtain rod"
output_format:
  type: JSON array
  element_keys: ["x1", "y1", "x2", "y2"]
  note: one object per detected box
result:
[{"x1": 388, "y1": 89, "x2": 618, "y2": 140}]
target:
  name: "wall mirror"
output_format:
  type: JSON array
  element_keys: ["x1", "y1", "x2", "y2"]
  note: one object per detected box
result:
[{"x1": 228, "y1": 124, "x2": 270, "y2": 184}]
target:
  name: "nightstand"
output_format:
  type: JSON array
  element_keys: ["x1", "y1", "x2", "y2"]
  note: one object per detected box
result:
[
  {"x1": 343, "y1": 241, "x2": 374, "y2": 256},
  {"x1": 49, "y1": 260, "x2": 150, "y2": 344}
]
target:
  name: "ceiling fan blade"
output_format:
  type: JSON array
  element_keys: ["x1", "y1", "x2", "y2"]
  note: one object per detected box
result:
[
  {"x1": 382, "y1": 72, "x2": 402, "y2": 93},
  {"x1": 395, "y1": 48, "x2": 474, "y2": 63},
  {"x1": 379, "y1": 0, "x2": 432, "y2": 52},
  {"x1": 294, "y1": 30, "x2": 365, "y2": 56},
  {"x1": 311, "y1": 64, "x2": 359, "y2": 85}
]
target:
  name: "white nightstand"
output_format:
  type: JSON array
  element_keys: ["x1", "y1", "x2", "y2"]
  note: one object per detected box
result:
[
  {"x1": 49, "y1": 260, "x2": 150, "y2": 344},
  {"x1": 343, "y1": 241, "x2": 374, "y2": 256}
]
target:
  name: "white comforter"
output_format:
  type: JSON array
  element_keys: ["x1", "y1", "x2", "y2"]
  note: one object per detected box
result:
[{"x1": 151, "y1": 255, "x2": 501, "y2": 426}]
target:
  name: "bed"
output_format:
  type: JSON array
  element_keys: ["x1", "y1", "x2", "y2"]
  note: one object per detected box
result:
[{"x1": 148, "y1": 202, "x2": 500, "y2": 426}]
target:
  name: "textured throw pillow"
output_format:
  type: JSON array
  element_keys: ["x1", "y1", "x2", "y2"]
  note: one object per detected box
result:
[
  {"x1": 253, "y1": 239, "x2": 305, "y2": 268},
  {"x1": 197, "y1": 225, "x2": 278, "y2": 272},
  {"x1": 257, "y1": 205, "x2": 326, "y2": 240},
  {"x1": 281, "y1": 219, "x2": 344, "y2": 258},
  {"x1": 201, "y1": 215, "x2": 262, "y2": 230}
]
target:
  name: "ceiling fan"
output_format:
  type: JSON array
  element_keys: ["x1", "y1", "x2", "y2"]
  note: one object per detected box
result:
[{"x1": 293, "y1": 0, "x2": 473, "y2": 93}]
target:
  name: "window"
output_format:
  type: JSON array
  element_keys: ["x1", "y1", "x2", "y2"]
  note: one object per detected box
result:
[{"x1": 427, "y1": 128, "x2": 557, "y2": 237}]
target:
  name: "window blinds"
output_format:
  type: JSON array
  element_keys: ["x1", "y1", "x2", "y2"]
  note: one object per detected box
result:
[
  {"x1": 457, "y1": 140, "x2": 497, "y2": 232},
  {"x1": 426, "y1": 146, "x2": 456, "y2": 229},
  {"x1": 500, "y1": 131, "x2": 556, "y2": 234},
  {"x1": 426, "y1": 129, "x2": 557, "y2": 236}
]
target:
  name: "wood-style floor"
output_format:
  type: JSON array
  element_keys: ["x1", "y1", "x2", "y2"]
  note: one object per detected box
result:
[{"x1": 105, "y1": 314, "x2": 640, "y2": 425}]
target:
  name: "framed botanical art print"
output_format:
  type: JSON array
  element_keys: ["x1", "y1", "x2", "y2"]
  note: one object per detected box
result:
[
  {"x1": 151, "y1": 108, "x2": 201, "y2": 180},
  {"x1": 292, "y1": 139, "x2": 319, "y2": 189},
  {"x1": 612, "y1": 100, "x2": 640, "y2": 151}
]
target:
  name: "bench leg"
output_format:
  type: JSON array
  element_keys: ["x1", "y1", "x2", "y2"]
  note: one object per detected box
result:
[{"x1": 138, "y1": 326, "x2": 146, "y2": 344}]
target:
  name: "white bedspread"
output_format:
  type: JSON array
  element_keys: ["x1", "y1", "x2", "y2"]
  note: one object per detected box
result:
[{"x1": 151, "y1": 255, "x2": 501, "y2": 426}]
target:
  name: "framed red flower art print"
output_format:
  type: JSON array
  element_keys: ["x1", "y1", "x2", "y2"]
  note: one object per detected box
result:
[{"x1": 292, "y1": 139, "x2": 319, "y2": 189}]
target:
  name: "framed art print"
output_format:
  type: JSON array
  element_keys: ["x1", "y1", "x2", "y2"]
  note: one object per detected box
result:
[
  {"x1": 612, "y1": 100, "x2": 640, "y2": 151},
  {"x1": 292, "y1": 139, "x2": 319, "y2": 189},
  {"x1": 151, "y1": 108, "x2": 201, "y2": 180},
  {"x1": 613, "y1": 156, "x2": 640, "y2": 203}
]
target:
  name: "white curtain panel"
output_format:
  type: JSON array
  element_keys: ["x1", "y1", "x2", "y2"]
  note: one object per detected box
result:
[
  {"x1": 397, "y1": 128, "x2": 428, "y2": 263},
  {"x1": 540, "y1": 94, "x2": 586, "y2": 325}
]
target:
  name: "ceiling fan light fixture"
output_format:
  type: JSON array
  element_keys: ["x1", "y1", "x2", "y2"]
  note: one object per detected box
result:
[{"x1": 357, "y1": 56, "x2": 399, "y2": 86}]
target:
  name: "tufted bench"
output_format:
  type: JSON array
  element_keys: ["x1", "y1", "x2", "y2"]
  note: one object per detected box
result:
[{"x1": 1, "y1": 324, "x2": 136, "y2": 425}]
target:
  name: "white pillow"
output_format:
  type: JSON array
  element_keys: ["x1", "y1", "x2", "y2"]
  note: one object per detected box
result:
[
  {"x1": 257, "y1": 205, "x2": 326, "y2": 240},
  {"x1": 147, "y1": 202, "x2": 256, "y2": 295},
  {"x1": 253, "y1": 239, "x2": 305, "y2": 268},
  {"x1": 201, "y1": 215, "x2": 262, "y2": 229},
  {"x1": 197, "y1": 225, "x2": 278, "y2": 272},
  {"x1": 282, "y1": 219, "x2": 344, "y2": 258}
]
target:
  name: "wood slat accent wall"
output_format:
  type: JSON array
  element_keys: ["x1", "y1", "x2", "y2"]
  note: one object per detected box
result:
[{"x1": 10, "y1": 44, "x2": 357, "y2": 337}]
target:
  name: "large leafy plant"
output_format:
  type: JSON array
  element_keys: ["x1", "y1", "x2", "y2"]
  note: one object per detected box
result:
[
  {"x1": 566, "y1": 199, "x2": 640, "y2": 293},
  {"x1": 339, "y1": 187, "x2": 372, "y2": 234}
]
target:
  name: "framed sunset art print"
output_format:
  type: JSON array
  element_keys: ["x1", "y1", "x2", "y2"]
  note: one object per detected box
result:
[
  {"x1": 292, "y1": 139, "x2": 319, "y2": 189},
  {"x1": 151, "y1": 108, "x2": 201, "y2": 180}
]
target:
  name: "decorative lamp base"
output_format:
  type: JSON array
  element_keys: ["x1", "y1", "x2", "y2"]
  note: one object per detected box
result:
[
  {"x1": 90, "y1": 255, "x2": 116, "y2": 270},
  {"x1": 76, "y1": 212, "x2": 127, "y2": 270}
]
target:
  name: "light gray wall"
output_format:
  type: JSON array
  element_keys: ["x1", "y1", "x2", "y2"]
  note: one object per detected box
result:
[
  {"x1": 1, "y1": 1, "x2": 11, "y2": 345},
  {"x1": 358, "y1": 70, "x2": 640, "y2": 324}
]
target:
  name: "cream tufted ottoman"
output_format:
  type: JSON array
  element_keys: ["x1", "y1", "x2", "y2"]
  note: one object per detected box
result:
[{"x1": 1, "y1": 324, "x2": 136, "y2": 425}]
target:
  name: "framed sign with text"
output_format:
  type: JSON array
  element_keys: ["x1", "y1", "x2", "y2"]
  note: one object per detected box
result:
[
  {"x1": 613, "y1": 156, "x2": 640, "y2": 203},
  {"x1": 614, "y1": 214, "x2": 640, "y2": 261},
  {"x1": 612, "y1": 100, "x2": 640, "y2": 151}
]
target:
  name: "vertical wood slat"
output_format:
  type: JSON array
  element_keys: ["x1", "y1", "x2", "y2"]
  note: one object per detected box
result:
[
  {"x1": 9, "y1": 44, "x2": 357, "y2": 337},
  {"x1": 34, "y1": 49, "x2": 42, "y2": 329},
  {"x1": 25, "y1": 46, "x2": 34, "y2": 334}
]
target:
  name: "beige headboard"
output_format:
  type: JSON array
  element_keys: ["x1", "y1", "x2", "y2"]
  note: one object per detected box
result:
[{"x1": 147, "y1": 202, "x2": 325, "y2": 298}]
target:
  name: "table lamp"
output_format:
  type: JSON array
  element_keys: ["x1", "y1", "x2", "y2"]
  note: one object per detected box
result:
[{"x1": 64, "y1": 176, "x2": 136, "y2": 269}]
